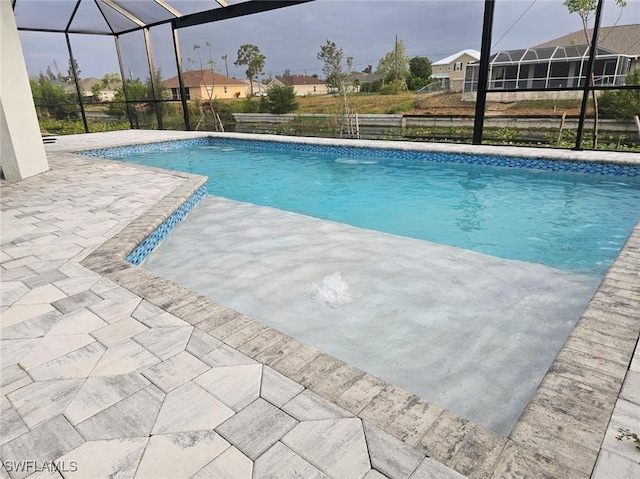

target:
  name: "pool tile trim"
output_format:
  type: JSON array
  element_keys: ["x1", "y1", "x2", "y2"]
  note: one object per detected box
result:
[
  {"x1": 74, "y1": 131, "x2": 640, "y2": 479},
  {"x1": 79, "y1": 136, "x2": 640, "y2": 177},
  {"x1": 125, "y1": 185, "x2": 207, "y2": 266}
]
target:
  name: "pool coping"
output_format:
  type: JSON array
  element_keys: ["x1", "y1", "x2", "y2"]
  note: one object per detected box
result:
[{"x1": 75, "y1": 131, "x2": 640, "y2": 478}]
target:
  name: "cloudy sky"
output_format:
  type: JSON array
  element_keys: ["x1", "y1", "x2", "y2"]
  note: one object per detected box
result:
[{"x1": 17, "y1": 0, "x2": 640, "y2": 81}]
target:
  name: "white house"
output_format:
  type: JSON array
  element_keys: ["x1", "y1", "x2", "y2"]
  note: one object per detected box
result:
[{"x1": 432, "y1": 49, "x2": 481, "y2": 92}]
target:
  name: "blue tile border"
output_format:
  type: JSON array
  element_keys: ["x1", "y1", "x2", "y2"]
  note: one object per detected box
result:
[
  {"x1": 81, "y1": 138, "x2": 213, "y2": 159},
  {"x1": 81, "y1": 137, "x2": 640, "y2": 177},
  {"x1": 205, "y1": 138, "x2": 640, "y2": 176},
  {"x1": 125, "y1": 185, "x2": 207, "y2": 266}
]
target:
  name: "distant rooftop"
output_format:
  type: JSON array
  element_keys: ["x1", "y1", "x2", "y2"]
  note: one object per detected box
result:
[
  {"x1": 432, "y1": 49, "x2": 481, "y2": 66},
  {"x1": 164, "y1": 70, "x2": 246, "y2": 88},
  {"x1": 278, "y1": 74, "x2": 325, "y2": 86},
  {"x1": 533, "y1": 23, "x2": 640, "y2": 56}
]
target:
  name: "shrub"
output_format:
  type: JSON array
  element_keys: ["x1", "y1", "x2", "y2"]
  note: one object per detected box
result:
[
  {"x1": 268, "y1": 85, "x2": 299, "y2": 114},
  {"x1": 599, "y1": 69, "x2": 640, "y2": 120},
  {"x1": 379, "y1": 79, "x2": 408, "y2": 95}
]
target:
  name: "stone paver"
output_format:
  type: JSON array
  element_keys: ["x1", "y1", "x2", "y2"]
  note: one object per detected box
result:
[
  {"x1": 18, "y1": 334, "x2": 95, "y2": 371},
  {"x1": 253, "y1": 442, "x2": 329, "y2": 479},
  {"x1": 56, "y1": 437, "x2": 148, "y2": 479},
  {"x1": 142, "y1": 351, "x2": 209, "y2": 393},
  {"x1": 363, "y1": 422, "x2": 424, "y2": 479},
  {"x1": 89, "y1": 339, "x2": 159, "y2": 376},
  {"x1": 1, "y1": 131, "x2": 638, "y2": 479},
  {"x1": 152, "y1": 382, "x2": 234, "y2": 434},
  {"x1": 45, "y1": 309, "x2": 107, "y2": 336},
  {"x1": 0, "y1": 397, "x2": 28, "y2": 446},
  {"x1": 28, "y1": 342, "x2": 105, "y2": 381},
  {"x1": 75, "y1": 384, "x2": 164, "y2": 440},
  {"x1": 195, "y1": 364, "x2": 262, "y2": 411},
  {"x1": 133, "y1": 325, "x2": 192, "y2": 360},
  {"x1": 64, "y1": 373, "x2": 150, "y2": 425},
  {"x1": 216, "y1": 398, "x2": 298, "y2": 460},
  {"x1": 260, "y1": 365, "x2": 304, "y2": 408},
  {"x1": 200, "y1": 344, "x2": 257, "y2": 367},
  {"x1": 90, "y1": 316, "x2": 148, "y2": 347},
  {"x1": 7, "y1": 379, "x2": 83, "y2": 429},
  {"x1": 192, "y1": 446, "x2": 253, "y2": 479},
  {"x1": 0, "y1": 416, "x2": 83, "y2": 479},
  {"x1": 282, "y1": 388, "x2": 354, "y2": 421},
  {"x1": 135, "y1": 431, "x2": 229, "y2": 479},
  {"x1": 283, "y1": 417, "x2": 371, "y2": 478}
]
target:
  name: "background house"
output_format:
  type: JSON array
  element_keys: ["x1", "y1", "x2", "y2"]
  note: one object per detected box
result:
[
  {"x1": 164, "y1": 70, "x2": 247, "y2": 100},
  {"x1": 242, "y1": 79, "x2": 267, "y2": 96},
  {"x1": 431, "y1": 49, "x2": 481, "y2": 92},
  {"x1": 344, "y1": 72, "x2": 385, "y2": 93},
  {"x1": 269, "y1": 74, "x2": 328, "y2": 96},
  {"x1": 63, "y1": 77, "x2": 118, "y2": 101},
  {"x1": 462, "y1": 23, "x2": 640, "y2": 101}
]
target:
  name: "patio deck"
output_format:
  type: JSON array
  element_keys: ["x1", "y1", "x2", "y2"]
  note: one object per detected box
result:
[{"x1": 1, "y1": 130, "x2": 639, "y2": 479}]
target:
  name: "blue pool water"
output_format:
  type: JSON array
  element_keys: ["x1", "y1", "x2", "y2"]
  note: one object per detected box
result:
[{"x1": 89, "y1": 139, "x2": 640, "y2": 274}]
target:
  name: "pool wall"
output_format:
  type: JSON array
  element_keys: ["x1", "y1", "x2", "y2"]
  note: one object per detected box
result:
[{"x1": 77, "y1": 132, "x2": 640, "y2": 478}]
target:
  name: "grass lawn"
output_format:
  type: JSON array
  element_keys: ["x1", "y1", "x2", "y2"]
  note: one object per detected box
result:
[{"x1": 220, "y1": 92, "x2": 587, "y2": 116}]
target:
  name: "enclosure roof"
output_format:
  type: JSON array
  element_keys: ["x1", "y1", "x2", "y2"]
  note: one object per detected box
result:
[
  {"x1": 465, "y1": 44, "x2": 625, "y2": 67},
  {"x1": 12, "y1": 0, "x2": 312, "y2": 35}
]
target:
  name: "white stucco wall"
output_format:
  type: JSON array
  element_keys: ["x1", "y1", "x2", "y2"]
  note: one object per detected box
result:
[{"x1": 0, "y1": 0, "x2": 48, "y2": 181}]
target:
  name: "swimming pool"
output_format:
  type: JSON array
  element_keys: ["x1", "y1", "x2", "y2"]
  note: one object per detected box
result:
[
  {"x1": 87, "y1": 137, "x2": 640, "y2": 275},
  {"x1": 82, "y1": 137, "x2": 640, "y2": 434}
]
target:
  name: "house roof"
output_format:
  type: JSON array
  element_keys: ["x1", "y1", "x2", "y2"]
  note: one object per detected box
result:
[
  {"x1": 63, "y1": 77, "x2": 119, "y2": 93},
  {"x1": 533, "y1": 23, "x2": 640, "y2": 56},
  {"x1": 432, "y1": 49, "x2": 481, "y2": 66},
  {"x1": 164, "y1": 70, "x2": 247, "y2": 89},
  {"x1": 278, "y1": 75, "x2": 325, "y2": 86}
]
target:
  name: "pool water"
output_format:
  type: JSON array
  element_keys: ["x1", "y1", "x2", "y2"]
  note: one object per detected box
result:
[
  {"x1": 115, "y1": 140, "x2": 640, "y2": 275},
  {"x1": 89, "y1": 138, "x2": 639, "y2": 433}
]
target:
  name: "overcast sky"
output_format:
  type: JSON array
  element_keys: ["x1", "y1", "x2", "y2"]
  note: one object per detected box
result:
[{"x1": 17, "y1": 0, "x2": 640, "y2": 81}]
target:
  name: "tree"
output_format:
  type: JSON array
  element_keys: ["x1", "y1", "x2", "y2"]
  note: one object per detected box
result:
[
  {"x1": 376, "y1": 37, "x2": 409, "y2": 84},
  {"x1": 564, "y1": 0, "x2": 627, "y2": 148},
  {"x1": 45, "y1": 65, "x2": 56, "y2": 81},
  {"x1": 148, "y1": 67, "x2": 169, "y2": 116},
  {"x1": 409, "y1": 56, "x2": 432, "y2": 80},
  {"x1": 91, "y1": 73, "x2": 121, "y2": 101},
  {"x1": 318, "y1": 39, "x2": 352, "y2": 92},
  {"x1": 235, "y1": 44, "x2": 265, "y2": 95},
  {"x1": 221, "y1": 54, "x2": 229, "y2": 77},
  {"x1": 108, "y1": 78, "x2": 148, "y2": 117},
  {"x1": 102, "y1": 72, "x2": 121, "y2": 84},
  {"x1": 66, "y1": 58, "x2": 81, "y2": 84},
  {"x1": 599, "y1": 69, "x2": 640, "y2": 120},
  {"x1": 407, "y1": 56, "x2": 433, "y2": 91},
  {"x1": 317, "y1": 39, "x2": 357, "y2": 137},
  {"x1": 407, "y1": 57, "x2": 432, "y2": 90},
  {"x1": 187, "y1": 42, "x2": 224, "y2": 131},
  {"x1": 267, "y1": 85, "x2": 298, "y2": 114},
  {"x1": 29, "y1": 74, "x2": 77, "y2": 119}
]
